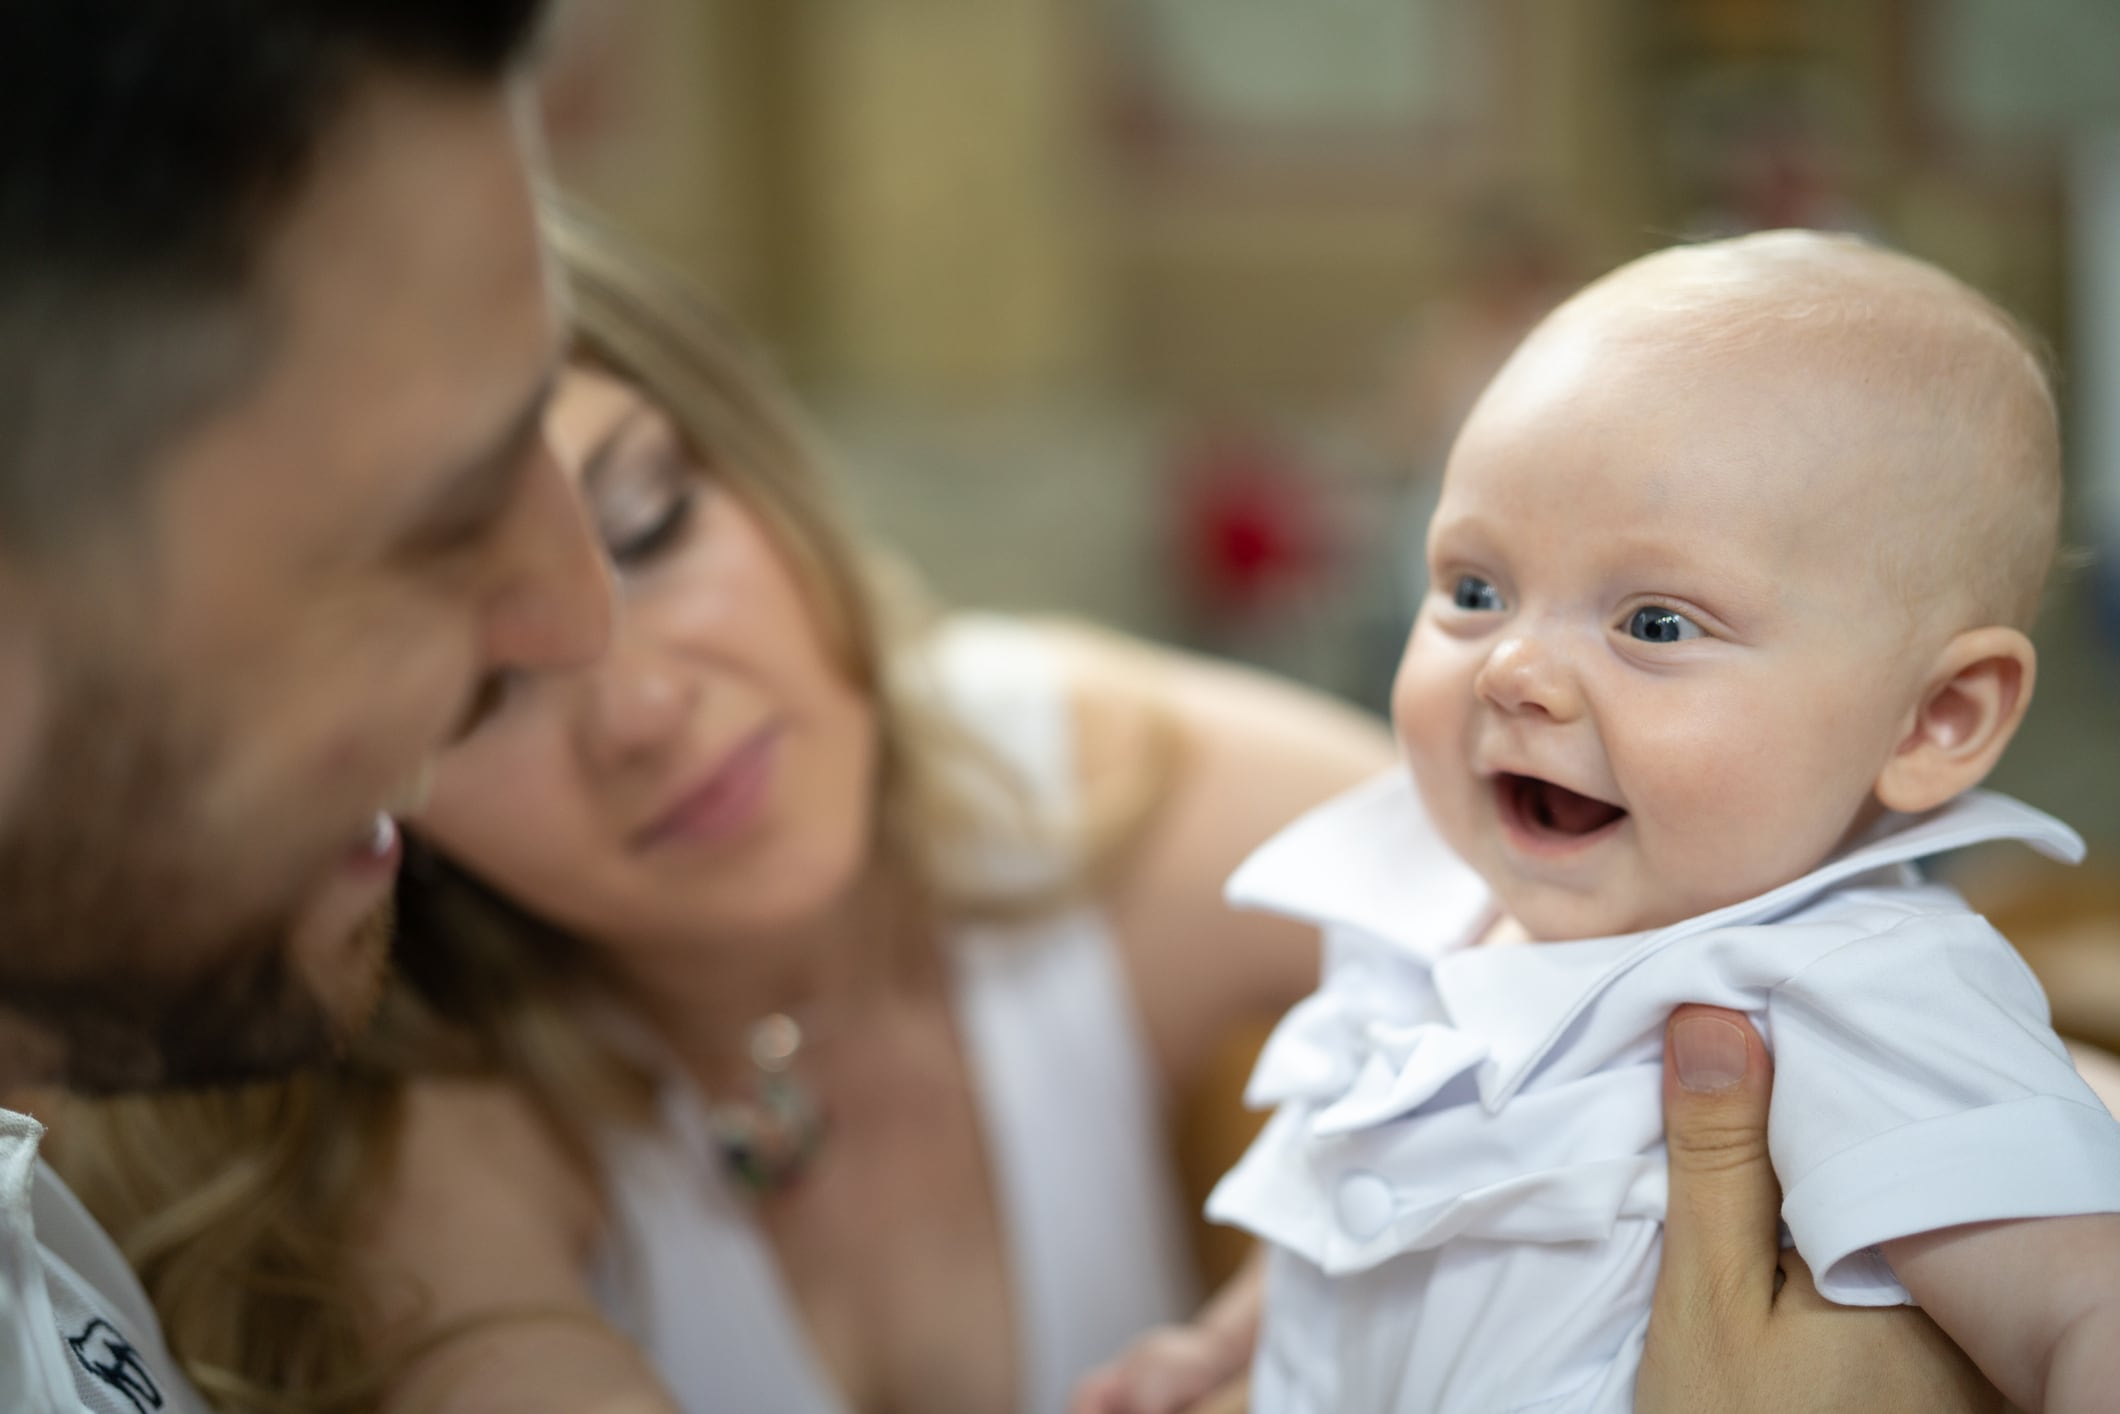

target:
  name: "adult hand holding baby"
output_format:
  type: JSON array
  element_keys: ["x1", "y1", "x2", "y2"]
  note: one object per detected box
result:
[{"x1": 1639, "y1": 1006, "x2": 2003, "y2": 1413}]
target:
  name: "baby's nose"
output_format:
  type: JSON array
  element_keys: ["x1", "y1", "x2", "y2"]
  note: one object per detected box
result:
[{"x1": 1475, "y1": 633, "x2": 1582, "y2": 720}]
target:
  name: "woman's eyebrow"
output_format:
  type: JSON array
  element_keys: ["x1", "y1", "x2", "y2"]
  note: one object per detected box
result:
[{"x1": 581, "y1": 406, "x2": 657, "y2": 495}]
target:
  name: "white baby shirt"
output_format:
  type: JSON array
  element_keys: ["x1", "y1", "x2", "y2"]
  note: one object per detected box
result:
[{"x1": 1207, "y1": 774, "x2": 2120, "y2": 1414}]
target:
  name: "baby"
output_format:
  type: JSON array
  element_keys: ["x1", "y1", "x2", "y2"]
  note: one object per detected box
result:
[{"x1": 1099, "y1": 232, "x2": 2120, "y2": 1413}]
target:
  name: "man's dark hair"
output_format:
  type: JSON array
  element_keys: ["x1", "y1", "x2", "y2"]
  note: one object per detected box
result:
[{"x1": 0, "y1": 0, "x2": 547, "y2": 550}]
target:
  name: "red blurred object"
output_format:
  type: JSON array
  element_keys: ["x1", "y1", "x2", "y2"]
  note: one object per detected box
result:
[{"x1": 1170, "y1": 428, "x2": 1329, "y2": 622}]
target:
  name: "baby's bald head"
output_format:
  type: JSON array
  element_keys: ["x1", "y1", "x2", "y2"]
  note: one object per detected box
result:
[
  {"x1": 1534, "y1": 230, "x2": 2060, "y2": 633},
  {"x1": 1404, "y1": 232, "x2": 2058, "y2": 934}
]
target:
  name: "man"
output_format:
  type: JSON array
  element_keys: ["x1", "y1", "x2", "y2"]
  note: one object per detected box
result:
[{"x1": 0, "y1": 5, "x2": 608, "y2": 1407}]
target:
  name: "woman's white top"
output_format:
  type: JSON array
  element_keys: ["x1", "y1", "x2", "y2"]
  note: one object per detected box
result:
[
  {"x1": 1208, "y1": 772, "x2": 2120, "y2": 1414},
  {"x1": 589, "y1": 616, "x2": 1198, "y2": 1414}
]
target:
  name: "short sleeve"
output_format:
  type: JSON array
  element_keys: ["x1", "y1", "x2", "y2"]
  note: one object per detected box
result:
[{"x1": 1766, "y1": 912, "x2": 2120, "y2": 1304}]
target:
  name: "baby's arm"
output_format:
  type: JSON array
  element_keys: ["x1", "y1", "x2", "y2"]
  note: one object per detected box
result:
[
  {"x1": 1883, "y1": 1213, "x2": 2120, "y2": 1411},
  {"x1": 1069, "y1": 1251, "x2": 1262, "y2": 1414}
]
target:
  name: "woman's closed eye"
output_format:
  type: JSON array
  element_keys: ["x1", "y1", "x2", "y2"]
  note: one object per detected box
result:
[
  {"x1": 1624, "y1": 605, "x2": 1704, "y2": 644},
  {"x1": 595, "y1": 443, "x2": 702, "y2": 572},
  {"x1": 1451, "y1": 575, "x2": 1505, "y2": 612},
  {"x1": 605, "y1": 483, "x2": 698, "y2": 570}
]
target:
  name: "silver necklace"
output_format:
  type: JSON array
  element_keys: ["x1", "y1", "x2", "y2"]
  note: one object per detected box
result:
[{"x1": 704, "y1": 1012, "x2": 829, "y2": 1194}]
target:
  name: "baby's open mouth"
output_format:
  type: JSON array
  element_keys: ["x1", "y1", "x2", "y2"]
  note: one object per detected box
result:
[{"x1": 1495, "y1": 772, "x2": 1627, "y2": 843}]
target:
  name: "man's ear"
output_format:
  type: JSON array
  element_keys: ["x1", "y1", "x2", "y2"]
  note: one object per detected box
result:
[{"x1": 1875, "y1": 626, "x2": 2035, "y2": 815}]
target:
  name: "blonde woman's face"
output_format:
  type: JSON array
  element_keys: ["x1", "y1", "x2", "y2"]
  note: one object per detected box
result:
[{"x1": 417, "y1": 366, "x2": 879, "y2": 950}]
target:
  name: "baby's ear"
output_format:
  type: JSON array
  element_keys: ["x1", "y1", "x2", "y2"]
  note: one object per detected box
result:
[{"x1": 1874, "y1": 627, "x2": 2036, "y2": 815}]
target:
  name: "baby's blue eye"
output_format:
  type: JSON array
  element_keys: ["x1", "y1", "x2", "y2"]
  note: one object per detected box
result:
[
  {"x1": 1626, "y1": 605, "x2": 1703, "y2": 643},
  {"x1": 1452, "y1": 575, "x2": 1504, "y2": 612}
]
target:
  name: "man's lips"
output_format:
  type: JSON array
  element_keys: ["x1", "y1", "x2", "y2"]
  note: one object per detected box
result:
[
  {"x1": 633, "y1": 724, "x2": 781, "y2": 850},
  {"x1": 1493, "y1": 771, "x2": 1628, "y2": 849}
]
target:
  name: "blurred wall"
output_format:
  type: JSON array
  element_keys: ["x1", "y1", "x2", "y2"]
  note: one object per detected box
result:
[{"x1": 539, "y1": 0, "x2": 2120, "y2": 870}]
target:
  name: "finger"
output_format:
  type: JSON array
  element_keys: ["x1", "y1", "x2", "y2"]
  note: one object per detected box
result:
[
  {"x1": 1068, "y1": 1369, "x2": 1123, "y2": 1414},
  {"x1": 1130, "y1": 1355, "x2": 1218, "y2": 1414},
  {"x1": 1768, "y1": 1244, "x2": 1826, "y2": 1312},
  {"x1": 1657, "y1": 1004, "x2": 1781, "y2": 1322},
  {"x1": 1190, "y1": 1375, "x2": 1251, "y2": 1414}
]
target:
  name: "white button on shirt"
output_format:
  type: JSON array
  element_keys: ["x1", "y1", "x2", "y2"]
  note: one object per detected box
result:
[
  {"x1": 1333, "y1": 1172, "x2": 1395, "y2": 1242},
  {"x1": 1207, "y1": 774, "x2": 2120, "y2": 1414}
]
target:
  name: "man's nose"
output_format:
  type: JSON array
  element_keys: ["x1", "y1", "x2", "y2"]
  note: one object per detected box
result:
[{"x1": 479, "y1": 438, "x2": 614, "y2": 679}]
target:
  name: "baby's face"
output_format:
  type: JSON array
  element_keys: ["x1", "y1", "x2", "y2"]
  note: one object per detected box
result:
[{"x1": 1394, "y1": 315, "x2": 1938, "y2": 941}]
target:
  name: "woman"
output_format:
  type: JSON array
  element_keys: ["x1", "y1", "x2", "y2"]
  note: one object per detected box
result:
[{"x1": 43, "y1": 209, "x2": 2068, "y2": 1414}]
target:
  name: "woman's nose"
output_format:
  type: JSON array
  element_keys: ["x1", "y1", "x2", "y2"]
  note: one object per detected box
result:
[{"x1": 583, "y1": 627, "x2": 694, "y2": 769}]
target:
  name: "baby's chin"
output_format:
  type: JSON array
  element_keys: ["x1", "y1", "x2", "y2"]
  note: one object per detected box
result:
[
  {"x1": 1493, "y1": 886, "x2": 1716, "y2": 945},
  {"x1": 1481, "y1": 816, "x2": 1871, "y2": 943}
]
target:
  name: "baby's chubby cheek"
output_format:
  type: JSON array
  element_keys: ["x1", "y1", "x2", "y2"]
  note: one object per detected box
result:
[
  {"x1": 1388, "y1": 631, "x2": 1494, "y2": 868},
  {"x1": 1388, "y1": 625, "x2": 1460, "y2": 759},
  {"x1": 1620, "y1": 709, "x2": 1870, "y2": 921}
]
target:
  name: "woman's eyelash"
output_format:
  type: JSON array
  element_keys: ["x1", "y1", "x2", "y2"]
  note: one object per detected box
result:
[{"x1": 609, "y1": 487, "x2": 697, "y2": 567}]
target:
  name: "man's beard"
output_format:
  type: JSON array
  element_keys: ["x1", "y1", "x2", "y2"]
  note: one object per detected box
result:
[{"x1": 0, "y1": 666, "x2": 388, "y2": 1094}]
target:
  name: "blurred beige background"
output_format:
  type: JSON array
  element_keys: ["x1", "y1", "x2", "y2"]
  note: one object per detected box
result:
[{"x1": 536, "y1": 0, "x2": 2120, "y2": 1067}]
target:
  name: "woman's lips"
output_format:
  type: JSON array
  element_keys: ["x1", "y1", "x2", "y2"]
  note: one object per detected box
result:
[
  {"x1": 635, "y1": 725, "x2": 781, "y2": 851},
  {"x1": 1493, "y1": 772, "x2": 1628, "y2": 855}
]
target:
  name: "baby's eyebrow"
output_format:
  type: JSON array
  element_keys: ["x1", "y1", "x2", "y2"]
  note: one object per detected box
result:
[
  {"x1": 1594, "y1": 533, "x2": 1778, "y2": 610},
  {"x1": 1426, "y1": 511, "x2": 1504, "y2": 552}
]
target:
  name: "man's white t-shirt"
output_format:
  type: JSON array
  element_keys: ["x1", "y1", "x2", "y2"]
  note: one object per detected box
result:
[
  {"x1": 1208, "y1": 776, "x2": 2120, "y2": 1414},
  {"x1": 2, "y1": 1109, "x2": 212, "y2": 1414}
]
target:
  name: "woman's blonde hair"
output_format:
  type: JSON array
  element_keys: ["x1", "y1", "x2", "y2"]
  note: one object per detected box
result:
[{"x1": 41, "y1": 200, "x2": 1169, "y2": 1411}]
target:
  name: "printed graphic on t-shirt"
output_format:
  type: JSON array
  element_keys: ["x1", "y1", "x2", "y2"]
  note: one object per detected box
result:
[{"x1": 67, "y1": 1316, "x2": 162, "y2": 1413}]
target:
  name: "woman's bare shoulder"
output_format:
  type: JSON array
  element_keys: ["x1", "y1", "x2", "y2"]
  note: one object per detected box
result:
[
  {"x1": 369, "y1": 1078, "x2": 602, "y2": 1290},
  {"x1": 360, "y1": 1079, "x2": 675, "y2": 1412},
  {"x1": 1030, "y1": 619, "x2": 1398, "y2": 1083},
  {"x1": 1036, "y1": 617, "x2": 1392, "y2": 812}
]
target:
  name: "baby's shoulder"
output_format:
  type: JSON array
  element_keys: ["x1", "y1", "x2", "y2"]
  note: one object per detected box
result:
[
  {"x1": 1767, "y1": 881, "x2": 2036, "y2": 994},
  {"x1": 1771, "y1": 875, "x2": 2017, "y2": 954}
]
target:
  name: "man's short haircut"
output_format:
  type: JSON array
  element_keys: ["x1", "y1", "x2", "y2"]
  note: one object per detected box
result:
[{"x1": 0, "y1": 0, "x2": 548, "y2": 552}]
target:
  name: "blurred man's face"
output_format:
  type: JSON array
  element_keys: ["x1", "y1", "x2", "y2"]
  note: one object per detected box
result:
[{"x1": 0, "y1": 75, "x2": 612, "y2": 1092}]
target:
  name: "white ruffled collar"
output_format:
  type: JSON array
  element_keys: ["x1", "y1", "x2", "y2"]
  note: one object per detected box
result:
[{"x1": 1227, "y1": 771, "x2": 2082, "y2": 1111}]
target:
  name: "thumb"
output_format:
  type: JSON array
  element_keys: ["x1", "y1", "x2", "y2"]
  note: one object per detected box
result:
[
  {"x1": 1657, "y1": 1005, "x2": 1781, "y2": 1322},
  {"x1": 1191, "y1": 1378, "x2": 1251, "y2": 1414},
  {"x1": 1069, "y1": 1370, "x2": 1126, "y2": 1414}
]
